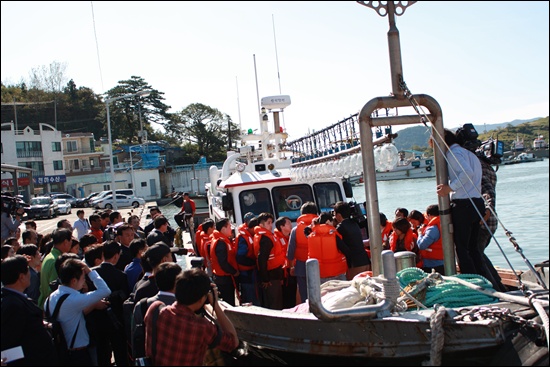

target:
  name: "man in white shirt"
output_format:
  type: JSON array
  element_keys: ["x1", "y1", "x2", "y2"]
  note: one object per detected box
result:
[
  {"x1": 44, "y1": 258, "x2": 110, "y2": 365},
  {"x1": 73, "y1": 210, "x2": 90, "y2": 240}
]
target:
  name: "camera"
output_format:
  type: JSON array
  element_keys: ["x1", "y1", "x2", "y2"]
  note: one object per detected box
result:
[
  {"x1": 1, "y1": 194, "x2": 29, "y2": 216},
  {"x1": 476, "y1": 138, "x2": 504, "y2": 164},
  {"x1": 348, "y1": 201, "x2": 368, "y2": 231},
  {"x1": 455, "y1": 123, "x2": 503, "y2": 164},
  {"x1": 191, "y1": 257, "x2": 205, "y2": 269},
  {"x1": 455, "y1": 123, "x2": 481, "y2": 152}
]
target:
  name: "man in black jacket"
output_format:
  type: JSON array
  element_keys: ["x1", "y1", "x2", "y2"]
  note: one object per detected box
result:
[
  {"x1": 1, "y1": 255, "x2": 59, "y2": 366},
  {"x1": 91, "y1": 240, "x2": 130, "y2": 366},
  {"x1": 333, "y1": 201, "x2": 371, "y2": 280}
]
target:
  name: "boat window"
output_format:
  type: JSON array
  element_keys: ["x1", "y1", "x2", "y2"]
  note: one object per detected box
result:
[
  {"x1": 313, "y1": 182, "x2": 343, "y2": 213},
  {"x1": 238, "y1": 189, "x2": 273, "y2": 219},
  {"x1": 272, "y1": 185, "x2": 314, "y2": 222}
]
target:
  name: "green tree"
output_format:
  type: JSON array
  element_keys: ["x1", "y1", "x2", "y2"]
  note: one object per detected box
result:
[
  {"x1": 169, "y1": 103, "x2": 240, "y2": 162},
  {"x1": 100, "y1": 76, "x2": 171, "y2": 144}
]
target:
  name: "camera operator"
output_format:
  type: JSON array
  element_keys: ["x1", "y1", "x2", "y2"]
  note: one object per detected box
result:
[
  {"x1": 143, "y1": 268, "x2": 239, "y2": 366},
  {"x1": 333, "y1": 201, "x2": 371, "y2": 280},
  {"x1": 435, "y1": 127, "x2": 488, "y2": 278},
  {"x1": 1, "y1": 196, "x2": 25, "y2": 245}
]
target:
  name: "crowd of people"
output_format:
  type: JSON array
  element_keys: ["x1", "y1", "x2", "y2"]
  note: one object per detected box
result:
[
  {"x1": 1, "y1": 202, "x2": 238, "y2": 366},
  {"x1": 1, "y1": 128, "x2": 506, "y2": 365}
]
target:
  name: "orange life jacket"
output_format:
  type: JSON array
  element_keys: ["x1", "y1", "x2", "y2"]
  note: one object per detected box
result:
[
  {"x1": 381, "y1": 221, "x2": 393, "y2": 244},
  {"x1": 389, "y1": 228, "x2": 418, "y2": 253},
  {"x1": 308, "y1": 224, "x2": 348, "y2": 278},
  {"x1": 273, "y1": 228, "x2": 290, "y2": 268},
  {"x1": 294, "y1": 214, "x2": 317, "y2": 261},
  {"x1": 419, "y1": 216, "x2": 444, "y2": 261},
  {"x1": 253, "y1": 226, "x2": 285, "y2": 270},
  {"x1": 194, "y1": 223, "x2": 204, "y2": 256},
  {"x1": 200, "y1": 231, "x2": 212, "y2": 263},
  {"x1": 235, "y1": 224, "x2": 256, "y2": 271},
  {"x1": 210, "y1": 230, "x2": 238, "y2": 276}
]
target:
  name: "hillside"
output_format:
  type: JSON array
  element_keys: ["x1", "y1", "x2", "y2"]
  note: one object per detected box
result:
[{"x1": 392, "y1": 116, "x2": 549, "y2": 151}]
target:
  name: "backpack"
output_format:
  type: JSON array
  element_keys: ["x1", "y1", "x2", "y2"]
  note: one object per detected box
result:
[
  {"x1": 131, "y1": 297, "x2": 155, "y2": 359},
  {"x1": 45, "y1": 293, "x2": 79, "y2": 366}
]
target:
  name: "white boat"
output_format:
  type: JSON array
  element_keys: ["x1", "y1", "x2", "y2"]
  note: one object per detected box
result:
[
  {"x1": 376, "y1": 156, "x2": 435, "y2": 181},
  {"x1": 512, "y1": 134, "x2": 525, "y2": 152},
  {"x1": 533, "y1": 135, "x2": 548, "y2": 150},
  {"x1": 502, "y1": 152, "x2": 544, "y2": 165},
  {"x1": 205, "y1": 3, "x2": 549, "y2": 365}
]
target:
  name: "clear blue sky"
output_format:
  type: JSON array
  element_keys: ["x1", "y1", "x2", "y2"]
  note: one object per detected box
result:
[{"x1": 2, "y1": 1, "x2": 548, "y2": 139}]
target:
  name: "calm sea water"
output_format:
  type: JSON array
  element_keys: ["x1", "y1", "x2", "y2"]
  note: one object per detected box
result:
[
  {"x1": 163, "y1": 159, "x2": 549, "y2": 272},
  {"x1": 351, "y1": 158, "x2": 549, "y2": 271}
]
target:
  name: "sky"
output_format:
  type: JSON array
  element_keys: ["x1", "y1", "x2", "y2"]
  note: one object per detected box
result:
[{"x1": 1, "y1": 1, "x2": 549, "y2": 140}]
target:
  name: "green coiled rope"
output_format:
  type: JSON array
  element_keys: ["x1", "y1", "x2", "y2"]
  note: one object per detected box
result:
[{"x1": 397, "y1": 267, "x2": 498, "y2": 308}]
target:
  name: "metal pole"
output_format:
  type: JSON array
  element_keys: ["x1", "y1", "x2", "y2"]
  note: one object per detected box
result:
[
  {"x1": 106, "y1": 101, "x2": 118, "y2": 210},
  {"x1": 130, "y1": 146, "x2": 135, "y2": 191},
  {"x1": 13, "y1": 97, "x2": 17, "y2": 131}
]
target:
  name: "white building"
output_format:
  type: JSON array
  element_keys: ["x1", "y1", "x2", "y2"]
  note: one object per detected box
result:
[
  {"x1": 1, "y1": 122, "x2": 65, "y2": 196},
  {"x1": 2, "y1": 122, "x2": 161, "y2": 202}
]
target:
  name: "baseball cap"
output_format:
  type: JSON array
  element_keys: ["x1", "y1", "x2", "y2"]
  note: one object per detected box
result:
[{"x1": 243, "y1": 212, "x2": 256, "y2": 223}]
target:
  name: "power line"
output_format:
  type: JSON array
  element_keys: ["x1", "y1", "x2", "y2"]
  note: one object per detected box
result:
[{"x1": 90, "y1": 1, "x2": 104, "y2": 93}]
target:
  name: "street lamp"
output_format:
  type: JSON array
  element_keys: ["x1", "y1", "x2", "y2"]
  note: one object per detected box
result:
[{"x1": 105, "y1": 90, "x2": 150, "y2": 209}]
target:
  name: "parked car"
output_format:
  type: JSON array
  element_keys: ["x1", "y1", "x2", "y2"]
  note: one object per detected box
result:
[
  {"x1": 93, "y1": 189, "x2": 136, "y2": 203},
  {"x1": 91, "y1": 194, "x2": 145, "y2": 209},
  {"x1": 50, "y1": 193, "x2": 78, "y2": 207},
  {"x1": 27, "y1": 196, "x2": 59, "y2": 219},
  {"x1": 75, "y1": 192, "x2": 100, "y2": 208},
  {"x1": 53, "y1": 198, "x2": 72, "y2": 215}
]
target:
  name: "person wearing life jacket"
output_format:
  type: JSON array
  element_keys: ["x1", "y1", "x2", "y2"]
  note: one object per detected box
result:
[
  {"x1": 253, "y1": 212, "x2": 284, "y2": 310},
  {"x1": 389, "y1": 217, "x2": 421, "y2": 267},
  {"x1": 287, "y1": 201, "x2": 318, "y2": 303},
  {"x1": 308, "y1": 212, "x2": 349, "y2": 284},
  {"x1": 333, "y1": 201, "x2": 372, "y2": 280},
  {"x1": 416, "y1": 204, "x2": 444, "y2": 274},
  {"x1": 198, "y1": 219, "x2": 215, "y2": 277},
  {"x1": 364, "y1": 212, "x2": 393, "y2": 259},
  {"x1": 194, "y1": 222, "x2": 204, "y2": 256},
  {"x1": 273, "y1": 216, "x2": 296, "y2": 308},
  {"x1": 407, "y1": 210, "x2": 426, "y2": 237},
  {"x1": 236, "y1": 213, "x2": 260, "y2": 306},
  {"x1": 210, "y1": 218, "x2": 239, "y2": 306}
]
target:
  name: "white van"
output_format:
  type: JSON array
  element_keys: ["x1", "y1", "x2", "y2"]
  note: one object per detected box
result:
[{"x1": 94, "y1": 189, "x2": 135, "y2": 202}]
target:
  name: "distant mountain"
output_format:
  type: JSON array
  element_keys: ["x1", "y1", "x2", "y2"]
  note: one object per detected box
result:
[
  {"x1": 473, "y1": 118, "x2": 542, "y2": 134},
  {"x1": 392, "y1": 117, "x2": 546, "y2": 151}
]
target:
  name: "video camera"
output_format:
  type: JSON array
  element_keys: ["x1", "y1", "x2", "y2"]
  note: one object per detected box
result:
[
  {"x1": 348, "y1": 201, "x2": 368, "y2": 232},
  {"x1": 455, "y1": 123, "x2": 503, "y2": 164},
  {"x1": 1, "y1": 194, "x2": 29, "y2": 216}
]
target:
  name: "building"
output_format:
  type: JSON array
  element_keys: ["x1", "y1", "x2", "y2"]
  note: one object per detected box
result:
[
  {"x1": 1, "y1": 122, "x2": 66, "y2": 197},
  {"x1": 1, "y1": 122, "x2": 162, "y2": 202}
]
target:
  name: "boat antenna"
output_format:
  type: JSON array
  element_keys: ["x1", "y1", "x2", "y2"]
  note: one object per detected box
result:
[
  {"x1": 253, "y1": 54, "x2": 262, "y2": 125},
  {"x1": 272, "y1": 14, "x2": 286, "y2": 131},
  {"x1": 272, "y1": 14, "x2": 282, "y2": 94},
  {"x1": 235, "y1": 76, "x2": 242, "y2": 132}
]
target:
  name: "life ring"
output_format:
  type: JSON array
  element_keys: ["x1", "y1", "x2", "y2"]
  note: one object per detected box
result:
[{"x1": 426, "y1": 166, "x2": 432, "y2": 172}]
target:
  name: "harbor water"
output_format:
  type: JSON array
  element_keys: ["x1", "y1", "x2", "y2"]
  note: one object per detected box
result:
[{"x1": 163, "y1": 159, "x2": 549, "y2": 272}]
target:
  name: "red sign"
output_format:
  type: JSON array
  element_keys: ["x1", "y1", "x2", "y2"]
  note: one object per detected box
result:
[{"x1": 1, "y1": 177, "x2": 31, "y2": 187}]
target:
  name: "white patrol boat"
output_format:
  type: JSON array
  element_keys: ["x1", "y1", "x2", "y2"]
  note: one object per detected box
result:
[{"x1": 205, "y1": 95, "x2": 357, "y2": 228}]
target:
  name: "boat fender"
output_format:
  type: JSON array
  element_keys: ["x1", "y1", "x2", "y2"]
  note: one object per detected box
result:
[{"x1": 426, "y1": 166, "x2": 432, "y2": 172}]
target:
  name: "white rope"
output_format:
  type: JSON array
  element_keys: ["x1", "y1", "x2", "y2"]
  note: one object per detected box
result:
[{"x1": 422, "y1": 305, "x2": 446, "y2": 366}]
